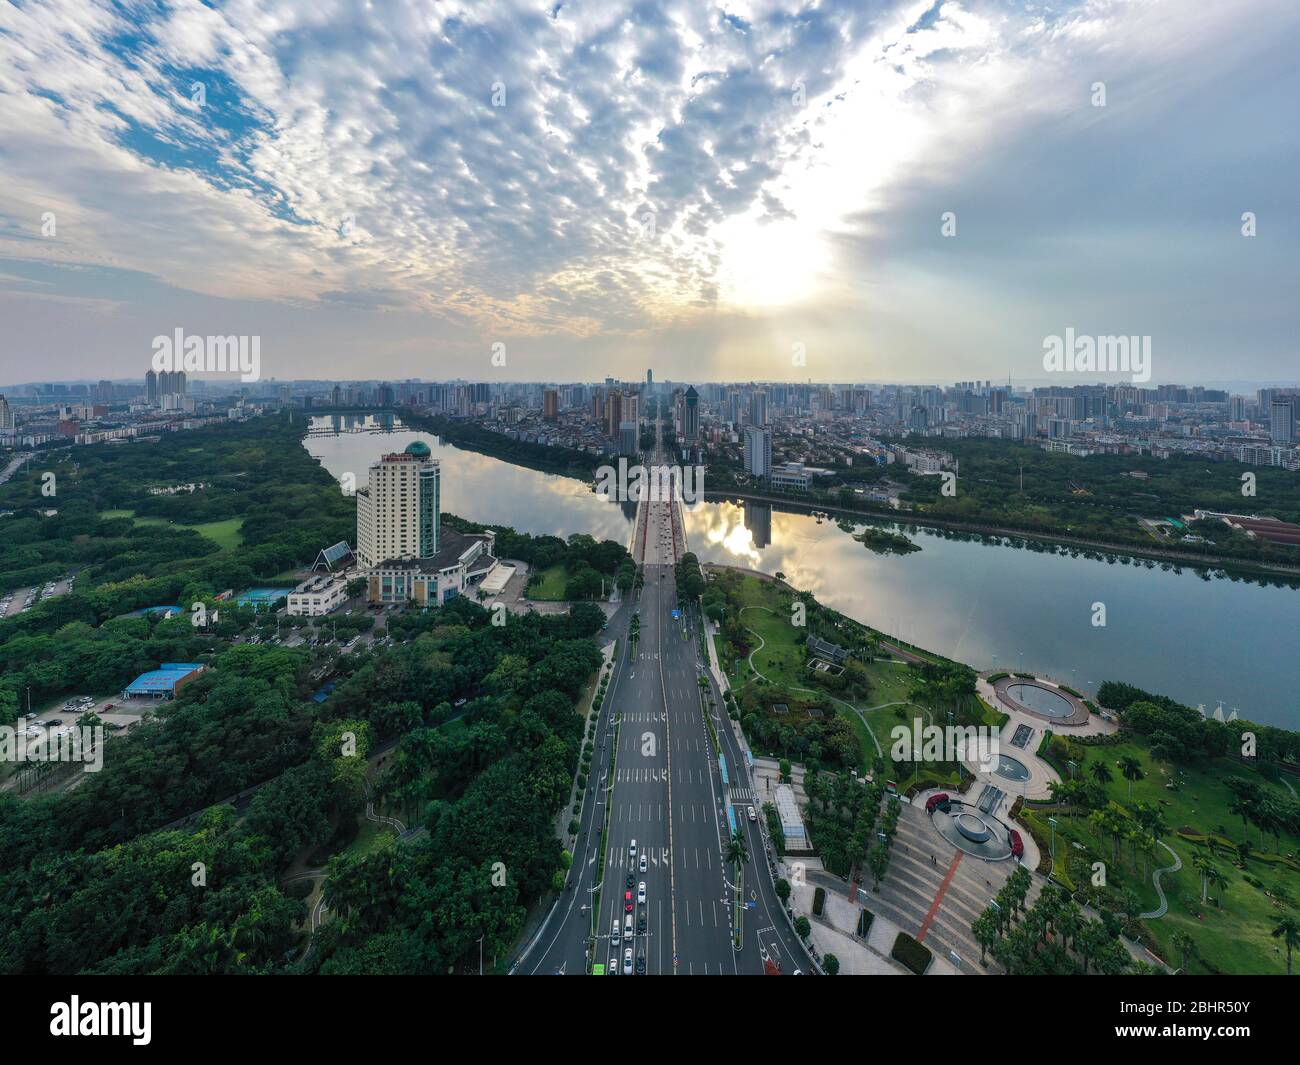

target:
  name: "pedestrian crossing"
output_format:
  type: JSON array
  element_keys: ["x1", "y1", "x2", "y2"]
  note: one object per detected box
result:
[{"x1": 728, "y1": 787, "x2": 752, "y2": 805}]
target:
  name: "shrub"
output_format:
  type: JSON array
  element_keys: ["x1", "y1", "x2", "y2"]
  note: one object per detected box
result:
[
  {"x1": 890, "y1": 931, "x2": 932, "y2": 975},
  {"x1": 812, "y1": 887, "x2": 826, "y2": 917}
]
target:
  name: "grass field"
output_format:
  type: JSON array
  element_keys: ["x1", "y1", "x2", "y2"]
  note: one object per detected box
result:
[
  {"x1": 101, "y1": 510, "x2": 244, "y2": 550},
  {"x1": 525, "y1": 563, "x2": 568, "y2": 601},
  {"x1": 1027, "y1": 734, "x2": 1300, "y2": 974},
  {"x1": 716, "y1": 571, "x2": 988, "y2": 784}
]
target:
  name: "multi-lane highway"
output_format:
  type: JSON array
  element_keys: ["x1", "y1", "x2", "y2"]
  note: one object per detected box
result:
[{"x1": 516, "y1": 422, "x2": 815, "y2": 975}]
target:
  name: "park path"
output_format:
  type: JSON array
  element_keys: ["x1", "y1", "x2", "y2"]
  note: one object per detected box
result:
[{"x1": 1140, "y1": 840, "x2": 1183, "y2": 919}]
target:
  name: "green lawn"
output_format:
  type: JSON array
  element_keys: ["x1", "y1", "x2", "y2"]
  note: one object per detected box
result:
[
  {"x1": 110, "y1": 513, "x2": 245, "y2": 550},
  {"x1": 716, "y1": 571, "x2": 987, "y2": 783},
  {"x1": 525, "y1": 564, "x2": 568, "y2": 601}
]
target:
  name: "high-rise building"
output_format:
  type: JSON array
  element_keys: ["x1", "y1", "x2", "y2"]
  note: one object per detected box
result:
[
  {"x1": 355, "y1": 441, "x2": 441, "y2": 569},
  {"x1": 749, "y1": 390, "x2": 768, "y2": 427},
  {"x1": 543, "y1": 389, "x2": 559, "y2": 420},
  {"x1": 145, "y1": 369, "x2": 159, "y2": 404},
  {"x1": 618, "y1": 420, "x2": 638, "y2": 456},
  {"x1": 604, "y1": 391, "x2": 623, "y2": 436},
  {"x1": 744, "y1": 425, "x2": 772, "y2": 478},
  {"x1": 0, "y1": 394, "x2": 12, "y2": 429},
  {"x1": 683, "y1": 385, "x2": 700, "y2": 441},
  {"x1": 1271, "y1": 398, "x2": 1296, "y2": 444},
  {"x1": 1229, "y1": 395, "x2": 1246, "y2": 421}
]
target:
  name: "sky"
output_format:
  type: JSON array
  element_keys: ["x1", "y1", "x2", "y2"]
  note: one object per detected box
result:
[{"x1": 0, "y1": 0, "x2": 1297, "y2": 388}]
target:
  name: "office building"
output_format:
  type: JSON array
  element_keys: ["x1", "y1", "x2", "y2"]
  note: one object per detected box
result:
[
  {"x1": 743, "y1": 425, "x2": 772, "y2": 478},
  {"x1": 355, "y1": 440, "x2": 441, "y2": 569}
]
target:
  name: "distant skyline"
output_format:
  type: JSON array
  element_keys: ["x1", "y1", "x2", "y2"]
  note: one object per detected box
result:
[{"x1": 1, "y1": 0, "x2": 1297, "y2": 386}]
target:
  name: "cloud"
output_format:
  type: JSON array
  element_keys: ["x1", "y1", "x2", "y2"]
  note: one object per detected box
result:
[{"x1": 0, "y1": 0, "x2": 1296, "y2": 384}]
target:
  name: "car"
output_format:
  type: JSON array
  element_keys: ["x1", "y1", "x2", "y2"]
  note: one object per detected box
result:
[
  {"x1": 625, "y1": 872, "x2": 635, "y2": 889},
  {"x1": 925, "y1": 792, "x2": 951, "y2": 813},
  {"x1": 624, "y1": 914, "x2": 634, "y2": 940},
  {"x1": 612, "y1": 916, "x2": 620, "y2": 940},
  {"x1": 623, "y1": 948, "x2": 633, "y2": 975},
  {"x1": 638, "y1": 853, "x2": 647, "y2": 873},
  {"x1": 1009, "y1": 829, "x2": 1024, "y2": 858},
  {"x1": 747, "y1": 806, "x2": 757, "y2": 822},
  {"x1": 637, "y1": 881, "x2": 646, "y2": 905},
  {"x1": 635, "y1": 953, "x2": 646, "y2": 975},
  {"x1": 636, "y1": 913, "x2": 646, "y2": 934},
  {"x1": 624, "y1": 891, "x2": 633, "y2": 913},
  {"x1": 628, "y1": 839, "x2": 637, "y2": 859},
  {"x1": 609, "y1": 955, "x2": 618, "y2": 975}
]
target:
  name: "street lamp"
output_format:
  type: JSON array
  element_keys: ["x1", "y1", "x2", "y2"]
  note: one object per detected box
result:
[{"x1": 1048, "y1": 816, "x2": 1058, "y2": 865}]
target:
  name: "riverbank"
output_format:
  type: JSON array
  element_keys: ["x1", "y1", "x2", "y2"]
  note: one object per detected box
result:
[{"x1": 703, "y1": 488, "x2": 1300, "y2": 582}]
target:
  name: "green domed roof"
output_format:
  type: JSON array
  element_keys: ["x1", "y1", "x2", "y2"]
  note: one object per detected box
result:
[{"x1": 404, "y1": 440, "x2": 432, "y2": 457}]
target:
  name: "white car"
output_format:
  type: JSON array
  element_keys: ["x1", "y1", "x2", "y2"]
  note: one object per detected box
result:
[
  {"x1": 638, "y1": 854, "x2": 647, "y2": 874},
  {"x1": 623, "y1": 948, "x2": 633, "y2": 976},
  {"x1": 628, "y1": 839, "x2": 637, "y2": 860},
  {"x1": 748, "y1": 806, "x2": 757, "y2": 822},
  {"x1": 637, "y1": 882, "x2": 646, "y2": 905}
]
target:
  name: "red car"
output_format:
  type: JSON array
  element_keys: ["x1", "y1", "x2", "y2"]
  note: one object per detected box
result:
[
  {"x1": 624, "y1": 891, "x2": 634, "y2": 912},
  {"x1": 925, "y1": 793, "x2": 950, "y2": 813},
  {"x1": 1009, "y1": 829, "x2": 1024, "y2": 858}
]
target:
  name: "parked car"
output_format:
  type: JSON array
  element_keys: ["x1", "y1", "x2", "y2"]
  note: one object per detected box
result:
[{"x1": 1009, "y1": 829, "x2": 1024, "y2": 858}]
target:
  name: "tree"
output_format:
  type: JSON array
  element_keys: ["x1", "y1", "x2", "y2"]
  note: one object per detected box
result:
[
  {"x1": 822, "y1": 953, "x2": 840, "y2": 975},
  {"x1": 775, "y1": 878, "x2": 791, "y2": 904},
  {"x1": 1172, "y1": 931, "x2": 1196, "y2": 974},
  {"x1": 1090, "y1": 760, "x2": 1114, "y2": 786},
  {"x1": 1272, "y1": 915, "x2": 1300, "y2": 976},
  {"x1": 794, "y1": 916, "x2": 811, "y2": 940},
  {"x1": 726, "y1": 828, "x2": 749, "y2": 867},
  {"x1": 1118, "y1": 755, "x2": 1144, "y2": 798}
]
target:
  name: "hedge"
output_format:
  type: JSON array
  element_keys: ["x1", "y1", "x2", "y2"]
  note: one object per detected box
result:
[
  {"x1": 812, "y1": 887, "x2": 826, "y2": 917},
  {"x1": 890, "y1": 932, "x2": 932, "y2": 975}
]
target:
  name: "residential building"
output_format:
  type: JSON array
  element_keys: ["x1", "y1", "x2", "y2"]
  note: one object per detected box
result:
[{"x1": 355, "y1": 441, "x2": 441, "y2": 569}]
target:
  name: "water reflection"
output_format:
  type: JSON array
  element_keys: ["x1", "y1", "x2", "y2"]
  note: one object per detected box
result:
[
  {"x1": 683, "y1": 500, "x2": 1299, "y2": 729},
  {"x1": 302, "y1": 415, "x2": 634, "y2": 543}
]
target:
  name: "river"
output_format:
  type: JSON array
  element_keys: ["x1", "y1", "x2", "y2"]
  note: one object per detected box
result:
[{"x1": 303, "y1": 414, "x2": 1299, "y2": 729}]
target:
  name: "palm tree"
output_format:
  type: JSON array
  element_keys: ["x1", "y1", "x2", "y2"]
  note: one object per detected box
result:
[
  {"x1": 1272, "y1": 915, "x2": 1300, "y2": 975},
  {"x1": 726, "y1": 828, "x2": 749, "y2": 866},
  {"x1": 1172, "y1": 931, "x2": 1196, "y2": 974},
  {"x1": 1204, "y1": 864, "x2": 1227, "y2": 904},
  {"x1": 1119, "y1": 755, "x2": 1144, "y2": 799},
  {"x1": 1090, "y1": 760, "x2": 1114, "y2": 786},
  {"x1": 1192, "y1": 852, "x2": 1214, "y2": 904}
]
